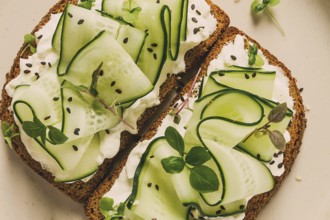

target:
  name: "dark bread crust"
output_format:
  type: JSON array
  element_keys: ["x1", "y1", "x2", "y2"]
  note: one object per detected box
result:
[
  {"x1": 0, "y1": 0, "x2": 229, "y2": 205},
  {"x1": 85, "y1": 27, "x2": 307, "y2": 220},
  {"x1": 198, "y1": 27, "x2": 307, "y2": 220}
]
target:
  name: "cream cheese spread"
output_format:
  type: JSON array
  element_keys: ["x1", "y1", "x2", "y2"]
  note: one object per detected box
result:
[
  {"x1": 103, "y1": 35, "x2": 294, "y2": 219},
  {"x1": 5, "y1": 0, "x2": 217, "y2": 181}
]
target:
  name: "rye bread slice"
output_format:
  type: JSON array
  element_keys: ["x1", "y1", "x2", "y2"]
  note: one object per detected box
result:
[
  {"x1": 0, "y1": 0, "x2": 229, "y2": 204},
  {"x1": 84, "y1": 26, "x2": 307, "y2": 220}
]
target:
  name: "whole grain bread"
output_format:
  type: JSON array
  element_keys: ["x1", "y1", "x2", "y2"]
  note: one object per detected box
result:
[
  {"x1": 84, "y1": 27, "x2": 307, "y2": 220},
  {"x1": 0, "y1": 0, "x2": 229, "y2": 203}
]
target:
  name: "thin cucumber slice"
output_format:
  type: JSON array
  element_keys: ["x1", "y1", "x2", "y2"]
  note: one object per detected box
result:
[
  {"x1": 64, "y1": 31, "x2": 153, "y2": 106},
  {"x1": 55, "y1": 4, "x2": 120, "y2": 75},
  {"x1": 127, "y1": 138, "x2": 190, "y2": 220}
]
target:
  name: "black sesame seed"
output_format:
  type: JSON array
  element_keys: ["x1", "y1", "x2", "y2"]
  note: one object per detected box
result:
[
  {"x1": 173, "y1": 103, "x2": 179, "y2": 108},
  {"x1": 99, "y1": 70, "x2": 104, "y2": 76},
  {"x1": 245, "y1": 73, "x2": 250, "y2": 79},
  {"x1": 123, "y1": 37, "x2": 129, "y2": 44},
  {"x1": 299, "y1": 87, "x2": 304, "y2": 92},
  {"x1": 153, "y1": 53, "x2": 157, "y2": 60},
  {"x1": 220, "y1": 205, "x2": 226, "y2": 210},
  {"x1": 68, "y1": 97, "x2": 73, "y2": 102},
  {"x1": 252, "y1": 72, "x2": 257, "y2": 78},
  {"x1": 156, "y1": 0, "x2": 160, "y2": 3},
  {"x1": 230, "y1": 55, "x2": 237, "y2": 61},
  {"x1": 111, "y1": 81, "x2": 116, "y2": 87},
  {"x1": 53, "y1": 97, "x2": 60, "y2": 101},
  {"x1": 35, "y1": 72, "x2": 40, "y2": 79},
  {"x1": 68, "y1": 12, "x2": 73, "y2": 18},
  {"x1": 256, "y1": 154, "x2": 261, "y2": 159},
  {"x1": 44, "y1": 116, "x2": 51, "y2": 121},
  {"x1": 66, "y1": 107, "x2": 71, "y2": 114},
  {"x1": 278, "y1": 151, "x2": 283, "y2": 155},
  {"x1": 278, "y1": 162, "x2": 284, "y2": 169},
  {"x1": 191, "y1": 17, "x2": 198, "y2": 23},
  {"x1": 196, "y1": 10, "x2": 201, "y2": 16},
  {"x1": 74, "y1": 128, "x2": 80, "y2": 136},
  {"x1": 26, "y1": 63, "x2": 33, "y2": 68},
  {"x1": 147, "y1": 183, "x2": 152, "y2": 187},
  {"x1": 40, "y1": 61, "x2": 46, "y2": 65},
  {"x1": 218, "y1": 72, "x2": 225, "y2": 77},
  {"x1": 72, "y1": 145, "x2": 78, "y2": 151},
  {"x1": 115, "y1": 89, "x2": 122, "y2": 94},
  {"x1": 37, "y1": 35, "x2": 43, "y2": 40},
  {"x1": 151, "y1": 43, "x2": 158, "y2": 47},
  {"x1": 147, "y1": 48, "x2": 153, "y2": 53},
  {"x1": 24, "y1": 70, "x2": 31, "y2": 74},
  {"x1": 155, "y1": 184, "x2": 159, "y2": 191},
  {"x1": 78, "y1": 19, "x2": 84, "y2": 25},
  {"x1": 216, "y1": 210, "x2": 222, "y2": 215},
  {"x1": 239, "y1": 205, "x2": 245, "y2": 210},
  {"x1": 193, "y1": 28, "x2": 199, "y2": 35},
  {"x1": 270, "y1": 160, "x2": 275, "y2": 165},
  {"x1": 105, "y1": 129, "x2": 110, "y2": 134},
  {"x1": 191, "y1": 4, "x2": 196, "y2": 10},
  {"x1": 273, "y1": 152, "x2": 278, "y2": 158},
  {"x1": 150, "y1": 155, "x2": 155, "y2": 159},
  {"x1": 180, "y1": 96, "x2": 185, "y2": 102},
  {"x1": 48, "y1": 62, "x2": 52, "y2": 68}
]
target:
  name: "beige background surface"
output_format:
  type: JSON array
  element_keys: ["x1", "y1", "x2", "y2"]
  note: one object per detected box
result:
[{"x1": 0, "y1": 0, "x2": 330, "y2": 219}]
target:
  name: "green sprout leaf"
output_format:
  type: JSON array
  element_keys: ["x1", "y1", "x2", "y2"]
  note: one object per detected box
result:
[
  {"x1": 164, "y1": 126, "x2": 185, "y2": 156},
  {"x1": 248, "y1": 44, "x2": 258, "y2": 66},
  {"x1": 268, "y1": 102, "x2": 287, "y2": 123},
  {"x1": 268, "y1": 130, "x2": 286, "y2": 152},
  {"x1": 161, "y1": 156, "x2": 185, "y2": 174},
  {"x1": 78, "y1": 0, "x2": 95, "y2": 9},
  {"x1": 189, "y1": 165, "x2": 219, "y2": 193},
  {"x1": 185, "y1": 146, "x2": 211, "y2": 166},
  {"x1": 22, "y1": 120, "x2": 46, "y2": 139},
  {"x1": 1, "y1": 121, "x2": 19, "y2": 149},
  {"x1": 22, "y1": 34, "x2": 37, "y2": 55},
  {"x1": 99, "y1": 197, "x2": 115, "y2": 216},
  {"x1": 99, "y1": 197, "x2": 125, "y2": 219},
  {"x1": 47, "y1": 126, "x2": 68, "y2": 145}
]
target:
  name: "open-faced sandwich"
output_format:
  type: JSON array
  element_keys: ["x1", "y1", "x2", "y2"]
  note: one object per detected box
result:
[
  {"x1": 85, "y1": 27, "x2": 306, "y2": 219},
  {"x1": 0, "y1": 0, "x2": 306, "y2": 219},
  {"x1": 0, "y1": 0, "x2": 229, "y2": 203}
]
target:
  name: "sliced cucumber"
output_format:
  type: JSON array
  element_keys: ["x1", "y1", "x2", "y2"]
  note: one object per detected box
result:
[
  {"x1": 55, "y1": 4, "x2": 120, "y2": 75},
  {"x1": 201, "y1": 69, "x2": 276, "y2": 98},
  {"x1": 102, "y1": 0, "x2": 188, "y2": 84},
  {"x1": 64, "y1": 31, "x2": 153, "y2": 106},
  {"x1": 127, "y1": 138, "x2": 190, "y2": 220}
]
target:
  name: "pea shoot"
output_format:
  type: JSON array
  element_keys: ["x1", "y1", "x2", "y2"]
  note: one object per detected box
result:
[
  {"x1": 21, "y1": 34, "x2": 37, "y2": 56},
  {"x1": 251, "y1": 0, "x2": 285, "y2": 36}
]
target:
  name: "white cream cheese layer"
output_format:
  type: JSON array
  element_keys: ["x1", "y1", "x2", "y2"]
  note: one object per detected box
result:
[
  {"x1": 5, "y1": 0, "x2": 217, "y2": 180},
  {"x1": 103, "y1": 35, "x2": 294, "y2": 220}
]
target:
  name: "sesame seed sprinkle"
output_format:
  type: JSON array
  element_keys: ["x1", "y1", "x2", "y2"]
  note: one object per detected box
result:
[
  {"x1": 192, "y1": 17, "x2": 198, "y2": 23},
  {"x1": 66, "y1": 107, "x2": 71, "y2": 114},
  {"x1": 24, "y1": 70, "x2": 31, "y2": 74},
  {"x1": 147, "y1": 48, "x2": 153, "y2": 52},
  {"x1": 44, "y1": 116, "x2": 51, "y2": 121},
  {"x1": 155, "y1": 184, "x2": 159, "y2": 191},
  {"x1": 245, "y1": 73, "x2": 250, "y2": 79},
  {"x1": 196, "y1": 10, "x2": 201, "y2": 15},
  {"x1": 147, "y1": 183, "x2": 152, "y2": 187},
  {"x1": 191, "y1": 4, "x2": 195, "y2": 10},
  {"x1": 230, "y1": 55, "x2": 237, "y2": 60},
  {"x1": 40, "y1": 61, "x2": 46, "y2": 65},
  {"x1": 151, "y1": 43, "x2": 158, "y2": 47},
  {"x1": 123, "y1": 38, "x2": 129, "y2": 44},
  {"x1": 37, "y1": 35, "x2": 43, "y2": 40},
  {"x1": 78, "y1": 19, "x2": 84, "y2": 25},
  {"x1": 153, "y1": 53, "x2": 157, "y2": 60},
  {"x1": 111, "y1": 81, "x2": 116, "y2": 87},
  {"x1": 252, "y1": 72, "x2": 257, "y2": 78},
  {"x1": 68, "y1": 12, "x2": 73, "y2": 18},
  {"x1": 53, "y1": 97, "x2": 59, "y2": 101},
  {"x1": 72, "y1": 145, "x2": 78, "y2": 151},
  {"x1": 74, "y1": 128, "x2": 80, "y2": 135},
  {"x1": 115, "y1": 89, "x2": 122, "y2": 94},
  {"x1": 26, "y1": 63, "x2": 33, "y2": 68}
]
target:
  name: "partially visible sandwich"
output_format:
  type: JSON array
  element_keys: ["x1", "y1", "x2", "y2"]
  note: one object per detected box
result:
[
  {"x1": 0, "y1": 0, "x2": 229, "y2": 203},
  {"x1": 85, "y1": 26, "x2": 306, "y2": 220}
]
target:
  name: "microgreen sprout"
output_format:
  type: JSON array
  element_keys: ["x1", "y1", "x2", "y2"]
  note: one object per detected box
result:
[
  {"x1": 99, "y1": 197, "x2": 125, "y2": 220},
  {"x1": 243, "y1": 102, "x2": 288, "y2": 152},
  {"x1": 1, "y1": 121, "x2": 19, "y2": 149},
  {"x1": 78, "y1": 0, "x2": 95, "y2": 10},
  {"x1": 21, "y1": 34, "x2": 37, "y2": 56},
  {"x1": 251, "y1": 0, "x2": 285, "y2": 36},
  {"x1": 161, "y1": 126, "x2": 219, "y2": 193}
]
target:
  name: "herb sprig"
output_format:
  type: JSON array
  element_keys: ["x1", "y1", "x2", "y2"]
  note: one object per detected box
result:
[
  {"x1": 244, "y1": 102, "x2": 288, "y2": 152},
  {"x1": 21, "y1": 34, "x2": 37, "y2": 56},
  {"x1": 161, "y1": 126, "x2": 219, "y2": 193},
  {"x1": 1, "y1": 121, "x2": 19, "y2": 149},
  {"x1": 22, "y1": 116, "x2": 68, "y2": 146},
  {"x1": 78, "y1": 0, "x2": 95, "y2": 10},
  {"x1": 99, "y1": 197, "x2": 125, "y2": 220},
  {"x1": 251, "y1": 0, "x2": 285, "y2": 36},
  {"x1": 122, "y1": 0, "x2": 142, "y2": 24}
]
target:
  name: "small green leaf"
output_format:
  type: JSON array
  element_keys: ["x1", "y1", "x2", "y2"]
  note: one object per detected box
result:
[
  {"x1": 173, "y1": 114, "x2": 181, "y2": 125},
  {"x1": 24, "y1": 34, "x2": 35, "y2": 44},
  {"x1": 90, "y1": 62, "x2": 103, "y2": 97},
  {"x1": 22, "y1": 121, "x2": 46, "y2": 138},
  {"x1": 78, "y1": 1, "x2": 92, "y2": 9},
  {"x1": 29, "y1": 45, "x2": 37, "y2": 54},
  {"x1": 255, "y1": 54, "x2": 265, "y2": 67},
  {"x1": 117, "y1": 202, "x2": 126, "y2": 215},
  {"x1": 185, "y1": 146, "x2": 211, "y2": 166},
  {"x1": 268, "y1": 103, "x2": 287, "y2": 123},
  {"x1": 268, "y1": 130, "x2": 286, "y2": 152},
  {"x1": 47, "y1": 126, "x2": 68, "y2": 145},
  {"x1": 164, "y1": 126, "x2": 185, "y2": 156},
  {"x1": 161, "y1": 156, "x2": 185, "y2": 174},
  {"x1": 100, "y1": 197, "x2": 115, "y2": 215},
  {"x1": 189, "y1": 165, "x2": 219, "y2": 193}
]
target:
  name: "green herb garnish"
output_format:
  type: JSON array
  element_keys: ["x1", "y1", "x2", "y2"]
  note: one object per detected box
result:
[
  {"x1": 78, "y1": 0, "x2": 95, "y2": 10},
  {"x1": 122, "y1": 0, "x2": 142, "y2": 24},
  {"x1": 21, "y1": 34, "x2": 37, "y2": 56},
  {"x1": 251, "y1": 0, "x2": 285, "y2": 36},
  {"x1": 162, "y1": 126, "x2": 219, "y2": 193},
  {"x1": 99, "y1": 197, "x2": 125, "y2": 220},
  {"x1": 22, "y1": 116, "x2": 68, "y2": 145},
  {"x1": 1, "y1": 121, "x2": 19, "y2": 149},
  {"x1": 244, "y1": 102, "x2": 288, "y2": 152}
]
